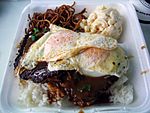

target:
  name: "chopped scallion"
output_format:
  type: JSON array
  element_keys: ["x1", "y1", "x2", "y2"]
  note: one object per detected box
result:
[
  {"x1": 31, "y1": 35, "x2": 37, "y2": 41},
  {"x1": 33, "y1": 28, "x2": 39, "y2": 33},
  {"x1": 82, "y1": 84, "x2": 91, "y2": 92}
]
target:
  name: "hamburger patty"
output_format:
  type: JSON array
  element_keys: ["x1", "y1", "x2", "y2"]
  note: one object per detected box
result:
[{"x1": 19, "y1": 62, "x2": 118, "y2": 107}]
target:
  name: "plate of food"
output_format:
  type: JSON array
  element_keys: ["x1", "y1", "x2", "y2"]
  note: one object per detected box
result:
[{"x1": 1, "y1": 0, "x2": 150, "y2": 113}]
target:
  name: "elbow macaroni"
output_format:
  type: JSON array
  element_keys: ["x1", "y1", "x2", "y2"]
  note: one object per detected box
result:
[{"x1": 80, "y1": 6, "x2": 123, "y2": 39}]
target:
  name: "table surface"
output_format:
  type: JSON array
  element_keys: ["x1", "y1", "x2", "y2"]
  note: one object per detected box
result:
[{"x1": 0, "y1": 0, "x2": 150, "y2": 113}]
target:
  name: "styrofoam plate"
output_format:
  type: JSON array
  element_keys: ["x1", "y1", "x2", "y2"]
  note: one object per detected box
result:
[{"x1": 1, "y1": 0, "x2": 150, "y2": 113}]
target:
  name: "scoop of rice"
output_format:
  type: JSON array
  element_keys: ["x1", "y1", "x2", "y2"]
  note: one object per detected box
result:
[
  {"x1": 18, "y1": 80, "x2": 49, "y2": 107},
  {"x1": 109, "y1": 76, "x2": 133, "y2": 104}
]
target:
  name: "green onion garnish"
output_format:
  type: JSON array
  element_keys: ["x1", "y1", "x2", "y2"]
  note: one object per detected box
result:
[
  {"x1": 82, "y1": 84, "x2": 91, "y2": 92},
  {"x1": 31, "y1": 35, "x2": 37, "y2": 41}
]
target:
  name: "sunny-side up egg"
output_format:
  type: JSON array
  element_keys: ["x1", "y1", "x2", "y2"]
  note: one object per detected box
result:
[
  {"x1": 21, "y1": 24, "x2": 128, "y2": 78},
  {"x1": 47, "y1": 46, "x2": 128, "y2": 77},
  {"x1": 75, "y1": 47, "x2": 128, "y2": 77}
]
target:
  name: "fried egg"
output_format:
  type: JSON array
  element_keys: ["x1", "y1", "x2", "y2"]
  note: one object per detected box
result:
[
  {"x1": 47, "y1": 46, "x2": 128, "y2": 77},
  {"x1": 76, "y1": 47, "x2": 128, "y2": 77},
  {"x1": 21, "y1": 24, "x2": 117, "y2": 70}
]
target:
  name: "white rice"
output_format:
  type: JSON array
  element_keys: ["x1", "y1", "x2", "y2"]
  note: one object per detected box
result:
[
  {"x1": 109, "y1": 75, "x2": 134, "y2": 104},
  {"x1": 18, "y1": 80, "x2": 49, "y2": 107}
]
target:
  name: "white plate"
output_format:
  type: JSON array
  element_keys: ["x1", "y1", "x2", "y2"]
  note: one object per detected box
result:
[{"x1": 1, "y1": 0, "x2": 150, "y2": 113}]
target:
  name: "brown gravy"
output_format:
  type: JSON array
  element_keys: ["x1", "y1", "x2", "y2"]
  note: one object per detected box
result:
[{"x1": 19, "y1": 62, "x2": 118, "y2": 107}]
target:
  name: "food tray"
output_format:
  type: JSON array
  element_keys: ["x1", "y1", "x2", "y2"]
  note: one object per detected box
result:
[{"x1": 1, "y1": 0, "x2": 150, "y2": 113}]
